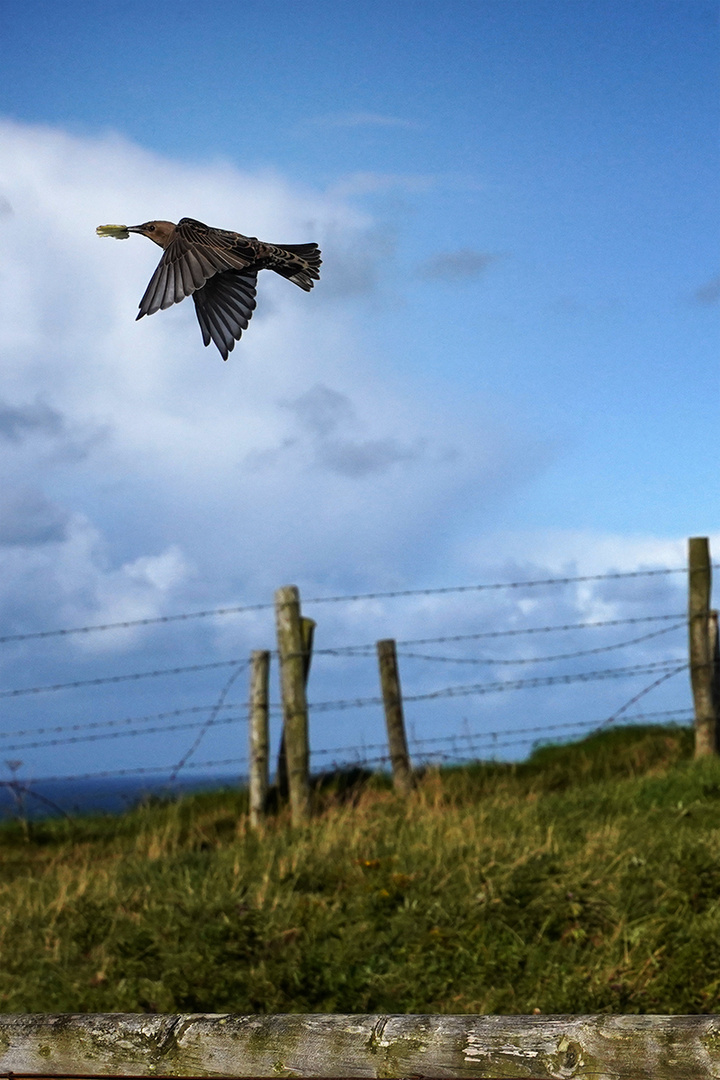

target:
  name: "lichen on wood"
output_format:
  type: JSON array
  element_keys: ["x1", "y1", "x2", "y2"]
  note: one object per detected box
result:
[{"x1": 2, "y1": 1013, "x2": 720, "y2": 1078}]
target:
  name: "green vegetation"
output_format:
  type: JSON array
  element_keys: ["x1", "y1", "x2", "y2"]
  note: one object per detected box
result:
[{"x1": 2, "y1": 724, "x2": 720, "y2": 1015}]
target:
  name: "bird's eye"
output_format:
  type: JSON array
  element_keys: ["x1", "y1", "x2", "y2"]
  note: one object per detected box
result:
[{"x1": 146, "y1": 224, "x2": 155, "y2": 232}]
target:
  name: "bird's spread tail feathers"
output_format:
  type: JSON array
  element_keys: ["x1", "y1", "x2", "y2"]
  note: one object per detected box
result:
[{"x1": 271, "y1": 243, "x2": 322, "y2": 291}]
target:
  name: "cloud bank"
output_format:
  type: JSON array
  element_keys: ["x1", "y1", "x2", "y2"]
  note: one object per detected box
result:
[
  {"x1": 0, "y1": 119, "x2": 696, "y2": 782},
  {"x1": 0, "y1": 118, "x2": 532, "y2": 645}
]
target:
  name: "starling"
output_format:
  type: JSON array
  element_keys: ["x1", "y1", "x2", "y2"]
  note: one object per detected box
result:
[{"x1": 97, "y1": 218, "x2": 321, "y2": 359}]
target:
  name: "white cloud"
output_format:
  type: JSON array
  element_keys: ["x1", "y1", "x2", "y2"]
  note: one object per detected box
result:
[
  {"x1": 0, "y1": 513, "x2": 190, "y2": 653},
  {"x1": 0, "y1": 119, "x2": 697, "y2": 783},
  {"x1": 458, "y1": 528, "x2": 690, "y2": 577},
  {"x1": 0, "y1": 118, "x2": 538, "y2": 644}
]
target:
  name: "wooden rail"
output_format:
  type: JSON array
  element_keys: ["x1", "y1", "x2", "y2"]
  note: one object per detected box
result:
[{"x1": 1, "y1": 1013, "x2": 720, "y2": 1079}]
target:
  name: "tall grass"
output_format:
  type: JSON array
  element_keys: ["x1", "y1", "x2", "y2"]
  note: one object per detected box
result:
[{"x1": 2, "y1": 724, "x2": 720, "y2": 1015}]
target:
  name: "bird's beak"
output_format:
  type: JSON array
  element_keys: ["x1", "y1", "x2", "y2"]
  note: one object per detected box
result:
[{"x1": 126, "y1": 225, "x2": 146, "y2": 234}]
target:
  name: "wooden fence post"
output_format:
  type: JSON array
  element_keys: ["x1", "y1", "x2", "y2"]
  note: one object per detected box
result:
[
  {"x1": 377, "y1": 638, "x2": 414, "y2": 794},
  {"x1": 711, "y1": 610, "x2": 720, "y2": 737},
  {"x1": 276, "y1": 617, "x2": 315, "y2": 800},
  {"x1": 275, "y1": 586, "x2": 311, "y2": 823},
  {"x1": 248, "y1": 650, "x2": 270, "y2": 828},
  {"x1": 688, "y1": 537, "x2": 718, "y2": 757}
]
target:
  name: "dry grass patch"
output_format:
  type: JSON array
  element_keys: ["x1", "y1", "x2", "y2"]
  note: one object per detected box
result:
[{"x1": 2, "y1": 725, "x2": 720, "y2": 1013}]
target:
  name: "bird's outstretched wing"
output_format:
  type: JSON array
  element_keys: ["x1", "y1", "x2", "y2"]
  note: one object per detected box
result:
[
  {"x1": 136, "y1": 218, "x2": 260, "y2": 319},
  {"x1": 192, "y1": 269, "x2": 259, "y2": 360}
]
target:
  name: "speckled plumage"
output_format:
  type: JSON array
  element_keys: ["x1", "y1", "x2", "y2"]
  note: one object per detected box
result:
[{"x1": 124, "y1": 217, "x2": 321, "y2": 359}]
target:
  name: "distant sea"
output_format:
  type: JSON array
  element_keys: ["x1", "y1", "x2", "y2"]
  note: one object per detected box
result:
[{"x1": 0, "y1": 773, "x2": 245, "y2": 821}]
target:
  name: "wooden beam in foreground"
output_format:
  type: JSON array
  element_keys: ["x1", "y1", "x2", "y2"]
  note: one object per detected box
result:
[{"x1": 2, "y1": 1013, "x2": 720, "y2": 1079}]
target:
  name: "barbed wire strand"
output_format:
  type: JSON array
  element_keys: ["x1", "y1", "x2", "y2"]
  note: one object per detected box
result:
[
  {"x1": 0, "y1": 565, "x2": 692, "y2": 645},
  {"x1": 0, "y1": 656, "x2": 686, "y2": 758},
  {"x1": 0, "y1": 615, "x2": 687, "y2": 703},
  {"x1": 0, "y1": 604, "x2": 273, "y2": 645},
  {"x1": 313, "y1": 613, "x2": 685, "y2": 655},
  {"x1": 0, "y1": 781, "x2": 73, "y2": 820},
  {"x1": 0, "y1": 657, "x2": 247, "y2": 700},
  {"x1": 394, "y1": 621, "x2": 685, "y2": 666},
  {"x1": 4, "y1": 708, "x2": 696, "y2": 792},
  {"x1": 12, "y1": 757, "x2": 248, "y2": 786},
  {"x1": 414, "y1": 714, "x2": 688, "y2": 765},
  {"x1": 402, "y1": 660, "x2": 686, "y2": 704},
  {"x1": 408, "y1": 714, "x2": 695, "y2": 765},
  {"x1": 0, "y1": 702, "x2": 257, "y2": 743},
  {"x1": 169, "y1": 661, "x2": 250, "y2": 782},
  {"x1": 3, "y1": 700, "x2": 694, "y2": 758},
  {"x1": 402, "y1": 709, "x2": 693, "y2": 752},
  {"x1": 0, "y1": 713, "x2": 244, "y2": 754},
  {"x1": 305, "y1": 659, "x2": 686, "y2": 713},
  {"x1": 598, "y1": 664, "x2": 689, "y2": 728}
]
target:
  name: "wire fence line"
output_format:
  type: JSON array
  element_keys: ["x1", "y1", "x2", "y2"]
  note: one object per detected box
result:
[
  {"x1": 317, "y1": 613, "x2": 687, "y2": 653},
  {"x1": 0, "y1": 647, "x2": 688, "y2": 715},
  {"x1": 169, "y1": 660, "x2": 250, "y2": 782},
  {"x1": 0, "y1": 656, "x2": 690, "y2": 725},
  {"x1": 0, "y1": 713, "x2": 245, "y2": 754},
  {"x1": 394, "y1": 621, "x2": 686, "y2": 665},
  {"x1": 0, "y1": 609, "x2": 685, "y2": 746},
  {"x1": 0, "y1": 662, "x2": 690, "y2": 761},
  {"x1": 3, "y1": 706, "x2": 696, "y2": 791},
  {"x1": 0, "y1": 565, "x2": 693, "y2": 646},
  {"x1": 0, "y1": 657, "x2": 249, "y2": 699},
  {"x1": 598, "y1": 665, "x2": 691, "y2": 728},
  {"x1": 0, "y1": 613, "x2": 687, "y2": 701},
  {"x1": 2, "y1": 757, "x2": 250, "y2": 786},
  {"x1": 0, "y1": 660, "x2": 687, "y2": 753},
  {"x1": 302, "y1": 660, "x2": 687, "y2": 715},
  {"x1": 0, "y1": 701, "x2": 268, "y2": 742},
  {"x1": 0, "y1": 554, "x2": 704, "y2": 813}
]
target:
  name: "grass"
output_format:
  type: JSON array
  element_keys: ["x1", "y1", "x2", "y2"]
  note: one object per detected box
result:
[{"x1": 2, "y1": 723, "x2": 720, "y2": 1014}]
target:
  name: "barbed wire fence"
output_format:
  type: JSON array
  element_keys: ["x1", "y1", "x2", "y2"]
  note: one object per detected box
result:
[{"x1": 0, "y1": 542, "x2": 716, "y2": 822}]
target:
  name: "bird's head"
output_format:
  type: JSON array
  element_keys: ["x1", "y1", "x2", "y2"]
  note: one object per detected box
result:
[{"x1": 126, "y1": 221, "x2": 177, "y2": 249}]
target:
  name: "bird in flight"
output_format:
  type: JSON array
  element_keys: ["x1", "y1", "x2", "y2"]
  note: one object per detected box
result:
[{"x1": 97, "y1": 218, "x2": 321, "y2": 359}]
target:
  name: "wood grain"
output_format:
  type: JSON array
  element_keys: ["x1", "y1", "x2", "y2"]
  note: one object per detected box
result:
[{"x1": 2, "y1": 1013, "x2": 720, "y2": 1078}]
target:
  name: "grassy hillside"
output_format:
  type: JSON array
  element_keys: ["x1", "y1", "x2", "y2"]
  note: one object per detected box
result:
[{"x1": 2, "y1": 724, "x2": 720, "y2": 1015}]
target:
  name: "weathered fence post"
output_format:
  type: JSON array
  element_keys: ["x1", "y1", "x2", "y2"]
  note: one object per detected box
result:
[
  {"x1": 688, "y1": 537, "x2": 718, "y2": 757},
  {"x1": 248, "y1": 650, "x2": 270, "y2": 828},
  {"x1": 377, "y1": 638, "x2": 414, "y2": 794},
  {"x1": 276, "y1": 617, "x2": 315, "y2": 801},
  {"x1": 275, "y1": 586, "x2": 311, "y2": 823},
  {"x1": 711, "y1": 610, "x2": 720, "y2": 734}
]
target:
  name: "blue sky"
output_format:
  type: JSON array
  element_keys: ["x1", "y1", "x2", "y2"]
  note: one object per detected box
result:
[{"x1": 0, "y1": 1, "x2": 717, "y2": 791}]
